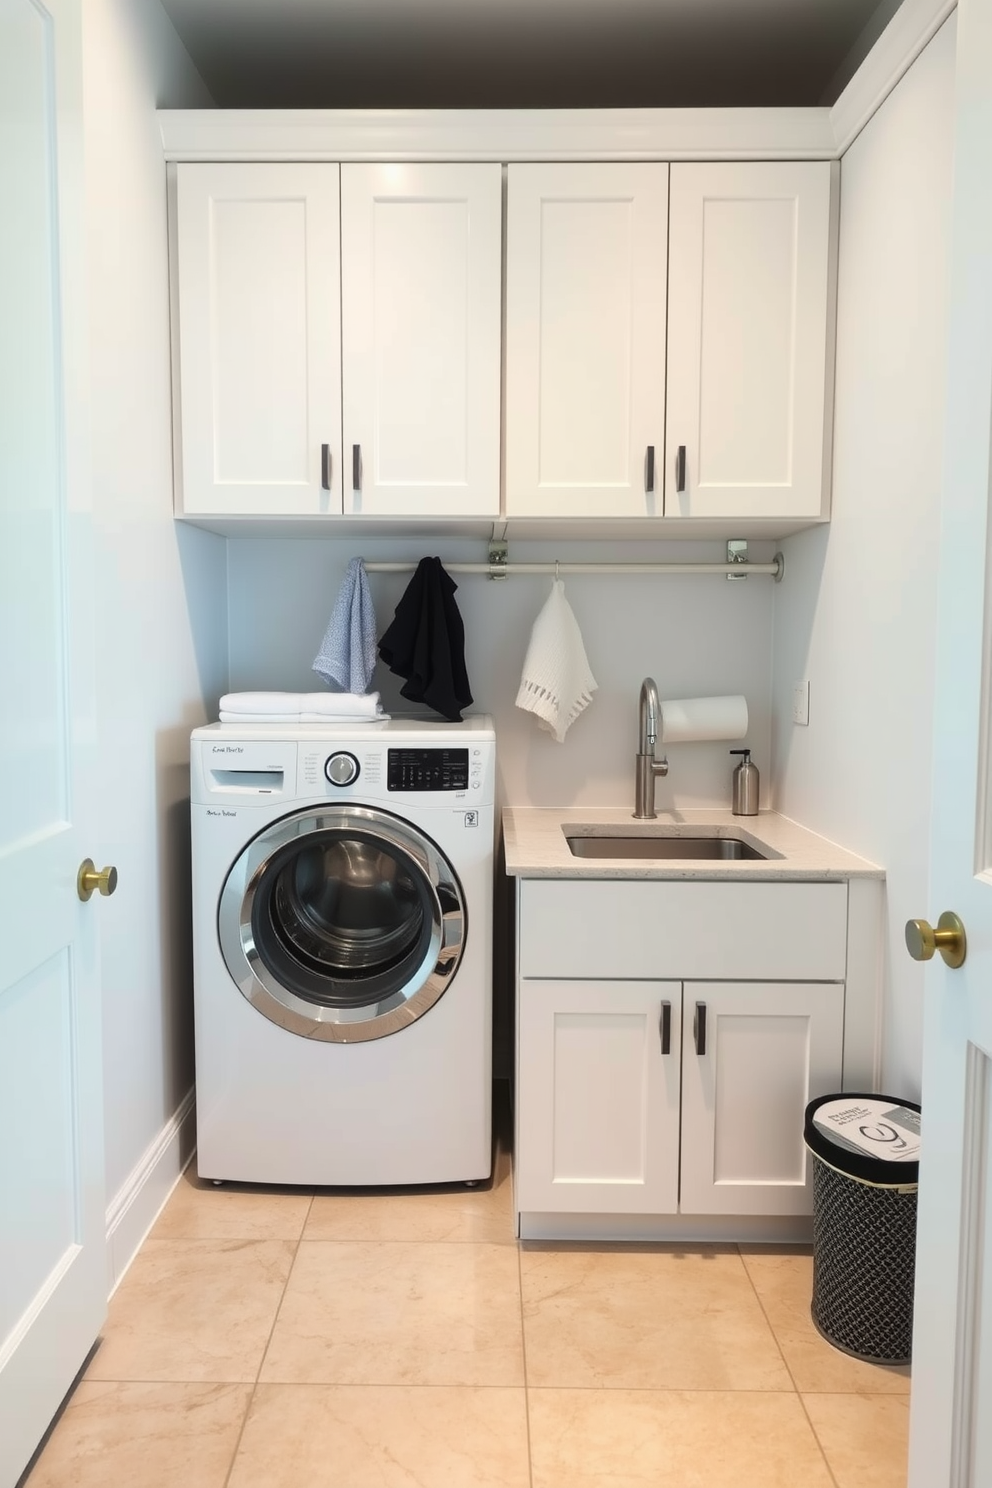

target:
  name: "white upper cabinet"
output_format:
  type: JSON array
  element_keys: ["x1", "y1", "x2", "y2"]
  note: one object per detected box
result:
[
  {"x1": 341, "y1": 163, "x2": 502, "y2": 518},
  {"x1": 504, "y1": 163, "x2": 669, "y2": 518},
  {"x1": 174, "y1": 163, "x2": 342, "y2": 517},
  {"x1": 170, "y1": 152, "x2": 835, "y2": 529},
  {"x1": 664, "y1": 161, "x2": 834, "y2": 521}
]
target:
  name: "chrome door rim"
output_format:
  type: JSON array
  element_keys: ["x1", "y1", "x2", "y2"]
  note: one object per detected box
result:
[{"x1": 218, "y1": 805, "x2": 466, "y2": 1042}]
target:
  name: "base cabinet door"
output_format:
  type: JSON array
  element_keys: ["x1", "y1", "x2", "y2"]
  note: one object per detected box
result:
[
  {"x1": 174, "y1": 163, "x2": 343, "y2": 517},
  {"x1": 516, "y1": 979, "x2": 681, "y2": 1214},
  {"x1": 341, "y1": 163, "x2": 502, "y2": 517},
  {"x1": 679, "y1": 981, "x2": 845, "y2": 1216},
  {"x1": 665, "y1": 160, "x2": 834, "y2": 522}
]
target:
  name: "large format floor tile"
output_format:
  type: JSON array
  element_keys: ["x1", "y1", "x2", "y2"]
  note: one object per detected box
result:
[
  {"x1": 803, "y1": 1392, "x2": 911, "y2": 1488},
  {"x1": 151, "y1": 1168, "x2": 314, "y2": 1242},
  {"x1": 260, "y1": 1240, "x2": 525, "y2": 1386},
  {"x1": 740, "y1": 1247, "x2": 912, "y2": 1394},
  {"x1": 527, "y1": 1388, "x2": 835, "y2": 1488},
  {"x1": 25, "y1": 1382, "x2": 251, "y2": 1488},
  {"x1": 19, "y1": 1100, "x2": 909, "y2": 1488},
  {"x1": 303, "y1": 1139, "x2": 513, "y2": 1245},
  {"x1": 85, "y1": 1239, "x2": 297, "y2": 1383},
  {"x1": 520, "y1": 1245, "x2": 792, "y2": 1391},
  {"x1": 227, "y1": 1384, "x2": 531, "y2": 1488}
]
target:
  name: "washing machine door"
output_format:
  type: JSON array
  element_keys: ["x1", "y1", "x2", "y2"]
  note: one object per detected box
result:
[{"x1": 218, "y1": 805, "x2": 465, "y2": 1042}]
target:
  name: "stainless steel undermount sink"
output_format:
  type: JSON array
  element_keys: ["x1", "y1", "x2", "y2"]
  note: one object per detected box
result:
[{"x1": 564, "y1": 833, "x2": 767, "y2": 861}]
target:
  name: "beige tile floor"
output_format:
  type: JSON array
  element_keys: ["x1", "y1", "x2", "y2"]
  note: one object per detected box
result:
[{"x1": 24, "y1": 1092, "x2": 910, "y2": 1488}]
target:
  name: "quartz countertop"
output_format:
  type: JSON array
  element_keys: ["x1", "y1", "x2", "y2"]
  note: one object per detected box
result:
[{"x1": 502, "y1": 807, "x2": 884, "y2": 881}]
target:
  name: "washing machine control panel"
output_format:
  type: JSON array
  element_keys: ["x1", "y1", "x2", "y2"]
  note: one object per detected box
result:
[{"x1": 387, "y1": 748, "x2": 469, "y2": 793}]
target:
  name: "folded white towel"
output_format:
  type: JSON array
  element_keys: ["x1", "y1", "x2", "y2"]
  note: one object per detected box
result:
[
  {"x1": 312, "y1": 557, "x2": 378, "y2": 694},
  {"x1": 219, "y1": 691, "x2": 385, "y2": 718},
  {"x1": 515, "y1": 580, "x2": 598, "y2": 743},
  {"x1": 218, "y1": 711, "x2": 390, "y2": 724}
]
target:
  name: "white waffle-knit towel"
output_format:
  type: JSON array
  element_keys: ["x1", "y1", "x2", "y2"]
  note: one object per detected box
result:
[
  {"x1": 515, "y1": 579, "x2": 598, "y2": 743},
  {"x1": 312, "y1": 557, "x2": 378, "y2": 693}
]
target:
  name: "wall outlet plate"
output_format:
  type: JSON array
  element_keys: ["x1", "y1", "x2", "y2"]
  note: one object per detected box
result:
[{"x1": 792, "y1": 680, "x2": 810, "y2": 726}]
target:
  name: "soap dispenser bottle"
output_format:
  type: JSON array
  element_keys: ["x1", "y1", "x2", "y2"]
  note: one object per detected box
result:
[{"x1": 730, "y1": 749, "x2": 759, "y2": 816}]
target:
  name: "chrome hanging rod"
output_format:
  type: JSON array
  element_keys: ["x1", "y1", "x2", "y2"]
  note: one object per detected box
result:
[{"x1": 363, "y1": 553, "x2": 785, "y2": 580}]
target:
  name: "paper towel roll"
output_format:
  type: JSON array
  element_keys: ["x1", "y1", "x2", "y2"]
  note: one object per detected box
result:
[{"x1": 659, "y1": 694, "x2": 748, "y2": 744}]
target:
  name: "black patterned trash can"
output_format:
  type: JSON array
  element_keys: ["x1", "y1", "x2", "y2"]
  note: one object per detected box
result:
[{"x1": 803, "y1": 1093, "x2": 921, "y2": 1365}]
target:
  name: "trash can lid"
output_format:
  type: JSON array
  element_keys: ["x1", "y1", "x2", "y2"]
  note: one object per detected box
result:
[{"x1": 804, "y1": 1092, "x2": 921, "y2": 1185}]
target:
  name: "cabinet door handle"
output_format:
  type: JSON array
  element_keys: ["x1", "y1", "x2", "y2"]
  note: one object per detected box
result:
[
  {"x1": 659, "y1": 1000, "x2": 671, "y2": 1055},
  {"x1": 693, "y1": 1001, "x2": 707, "y2": 1057},
  {"x1": 646, "y1": 444, "x2": 655, "y2": 493},
  {"x1": 676, "y1": 445, "x2": 686, "y2": 493},
  {"x1": 352, "y1": 443, "x2": 362, "y2": 493},
  {"x1": 321, "y1": 443, "x2": 331, "y2": 491}
]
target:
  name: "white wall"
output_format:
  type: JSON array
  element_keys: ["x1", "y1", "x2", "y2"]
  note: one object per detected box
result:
[
  {"x1": 226, "y1": 534, "x2": 777, "y2": 812},
  {"x1": 771, "y1": 16, "x2": 957, "y2": 1098},
  {"x1": 82, "y1": 0, "x2": 228, "y2": 1207}
]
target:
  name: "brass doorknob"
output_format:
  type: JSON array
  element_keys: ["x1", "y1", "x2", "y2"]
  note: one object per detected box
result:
[
  {"x1": 905, "y1": 911, "x2": 966, "y2": 969},
  {"x1": 77, "y1": 859, "x2": 118, "y2": 902}
]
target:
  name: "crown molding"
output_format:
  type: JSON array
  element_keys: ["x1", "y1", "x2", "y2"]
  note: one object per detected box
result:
[
  {"x1": 829, "y1": 0, "x2": 957, "y2": 154},
  {"x1": 157, "y1": 105, "x2": 836, "y2": 162}
]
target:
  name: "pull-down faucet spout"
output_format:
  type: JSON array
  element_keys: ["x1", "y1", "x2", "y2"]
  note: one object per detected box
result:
[{"x1": 634, "y1": 677, "x2": 669, "y2": 819}]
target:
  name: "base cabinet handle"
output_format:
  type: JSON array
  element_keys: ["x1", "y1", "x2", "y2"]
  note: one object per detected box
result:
[
  {"x1": 693, "y1": 1001, "x2": 707, "y2": 1057},
  {"x1": 660, "y1": 1000, "x2": 671, "y2": 1055}
]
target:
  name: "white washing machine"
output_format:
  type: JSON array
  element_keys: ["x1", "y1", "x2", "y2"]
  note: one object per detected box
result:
[{"x1": 190, "y1": 717, "x2": 495, "y2": 1186}]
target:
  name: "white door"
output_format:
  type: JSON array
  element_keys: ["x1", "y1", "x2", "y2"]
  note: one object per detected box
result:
[
  {"x1": 515, "y1": 980, "x2": 681, "y2": 1215},
  {"x1": 0, "y1": 0, "x2": 107, "y2": 1483},
  {"x1": 341, "y1": 162, "x2": 501, "y2": 518},
  {"x1": 174, "y1": 162, "x2": 343, "y2": 517},
  {"x1": 665, "y1": 161, "x2": 833, "y2": 522},
  {"x1": 679, "y1": 982, "x2": 844, "y2": 1216},
  {"x1": 908, "y1": 3, "x2": 992, "y2": 1483},
  {"x1": 504, "y1": 162, "x2": 668, "y2": 518}
]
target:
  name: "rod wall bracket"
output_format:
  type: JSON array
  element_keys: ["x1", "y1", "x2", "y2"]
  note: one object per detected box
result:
[
  {"x1": 488, "y1": 540, "x2": 508, "y2": 580},
  {"x1": 727, "y1": 538, "x2": 749, "y2": 580}
]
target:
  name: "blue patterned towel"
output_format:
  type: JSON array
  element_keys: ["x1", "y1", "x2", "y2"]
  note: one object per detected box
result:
[{"x1": 312, "y1": 557, "x2": 378, "y2": 693}]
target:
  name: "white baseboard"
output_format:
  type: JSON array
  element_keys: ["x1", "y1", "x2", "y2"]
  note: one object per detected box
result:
[{"x1": 105, "y1": 1089, "x2": 197, "y2": 1296}]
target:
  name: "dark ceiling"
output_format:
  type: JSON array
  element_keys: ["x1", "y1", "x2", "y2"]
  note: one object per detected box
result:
[{"x1": 157, "y1": 0, "x2": 905, "y2": 110}]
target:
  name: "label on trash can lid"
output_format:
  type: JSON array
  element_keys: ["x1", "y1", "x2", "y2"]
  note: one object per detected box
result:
[{"x1": 812, "y1": 1098, "x2": 921, "y2": 1163}]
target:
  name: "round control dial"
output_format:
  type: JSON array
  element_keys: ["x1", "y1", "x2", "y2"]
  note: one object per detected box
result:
[{"x1": 324, "y1": 751, "x2": 360, "y2": 787}]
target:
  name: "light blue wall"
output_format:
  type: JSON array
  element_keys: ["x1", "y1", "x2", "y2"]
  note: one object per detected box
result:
[{"x1": 226, "y1": 533, "x2": 778, "y2": 812}]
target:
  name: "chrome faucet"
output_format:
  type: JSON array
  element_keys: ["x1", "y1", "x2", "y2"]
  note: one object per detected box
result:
[{"x1": 634, "y1": 677, "x2": 669, "y2": 819}]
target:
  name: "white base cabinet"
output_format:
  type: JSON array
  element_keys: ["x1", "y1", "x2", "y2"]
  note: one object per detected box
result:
[
  {"x1": 514, "y1": 878, "x2": 863, "y2": 1239},
  {"x1": 678, "y1": 981, "x2": 843, "y2": 1216},
  {"x1": 517, "y1": 980, "x2": 681, "y2": 1215}
]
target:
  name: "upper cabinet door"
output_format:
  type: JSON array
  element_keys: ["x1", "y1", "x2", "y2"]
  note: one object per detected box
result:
[
  {"x1": 174, "y1": 163, "x2": 342, "y2": 517},
  {"x1": 505, "y1": 163, "x2": 669, "y2": 518},
  {"x1": 341, "y1": 163, "x2": 502, "y2": 518},
  {"x1": 665, "y1": 161, "x2": 835, "y2": 522}
]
